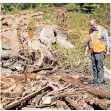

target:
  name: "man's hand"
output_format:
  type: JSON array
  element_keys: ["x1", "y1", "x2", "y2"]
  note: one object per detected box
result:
[
  {"x1": 84, "y1": 51, "x2": 88, "y2": 57},
  {"x1": 84, "y1": 46, "x2": 89, "y2": 57},
  {"x1": 106, "y1": 47, "x2": 110, "y2": 56},
  {"x1": 106, "y1": 51, "x2": 110, "y2": 56}
]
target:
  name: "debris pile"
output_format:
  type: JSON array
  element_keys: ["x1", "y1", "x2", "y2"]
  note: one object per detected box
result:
[{"x1": 1, "y1": 73, "x2": 110, "y2": 110}]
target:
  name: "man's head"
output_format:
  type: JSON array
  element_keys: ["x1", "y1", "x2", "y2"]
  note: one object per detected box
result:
[{"x1": 89, "y1": 19, "x2": 98, "y2": 30}]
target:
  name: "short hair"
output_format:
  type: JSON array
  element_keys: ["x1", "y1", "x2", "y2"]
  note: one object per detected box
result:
[{"x1": 90, "y1": 19, "x2": 97, "y2": 24}]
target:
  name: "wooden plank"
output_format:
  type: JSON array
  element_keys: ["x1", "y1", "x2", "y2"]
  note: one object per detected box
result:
[{"x1": 4, "y1": 86, "x2": 49, "y2": 110}]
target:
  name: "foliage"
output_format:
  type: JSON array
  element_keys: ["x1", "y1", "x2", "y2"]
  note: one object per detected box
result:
[
  {"x1": 52, "y1": 43, "x2": 92, "y2": 74},
  {"x1": 43, "y1": 11, "x2": 56, "y2": 22},
  {"x1": 2, "y1": 3, "x2": 109, "y2": 15},
  {"x1": 66, "y1": 12, "x2": 90, "y2": 30},
  {"x1": 91, "y1": 3, "x2": 110, "y2": 31}
]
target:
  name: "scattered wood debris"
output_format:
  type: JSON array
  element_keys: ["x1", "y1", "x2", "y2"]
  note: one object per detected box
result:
[{"x1": 1, "y1": 73, "x2": 110, "y2": 110}]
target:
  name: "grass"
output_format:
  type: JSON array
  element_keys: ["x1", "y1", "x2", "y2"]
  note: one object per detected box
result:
[
  {"x1": 42, "y1": 11, "x2": 56, "y2": 23},
  {"x1": 66, "y1": 12, "x2": 90, "y2": 30},
  {"x1": 52, "y1": 43, "x2": 92, "y2": 74},
  {"x1": 28, "y1": 17, "x2": 37, "y2": 28},
  {"x1": 5, "y1": 9, "x2": 20, "y2": 15}
]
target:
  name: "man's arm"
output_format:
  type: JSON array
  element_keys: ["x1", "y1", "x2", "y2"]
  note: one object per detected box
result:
[
  {"x1": 102, "y1": 29, "x2": 110, "y2": 54},
  {"x1": 84, "y1": 41, "x2": 89, "y2": 56}
]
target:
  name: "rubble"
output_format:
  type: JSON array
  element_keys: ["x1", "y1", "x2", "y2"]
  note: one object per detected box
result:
[{"x1": 1, "y1": 73, "x2": 110, "y2": 110}]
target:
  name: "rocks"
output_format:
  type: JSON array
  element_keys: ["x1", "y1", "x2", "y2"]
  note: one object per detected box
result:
[
  {"x1": 1, "y1": 29, "x2": 19, "y2": 53},
  {"x1": 2, "y1": 42, "x2": 11, "y2": 50},
  {"x1": 12, "y1": 62, "x2": 24, "y2": 72},
  {"x1": 1, "y1": 36, "x2": 11, "y2": 50},
  {"x1": 39, "y1": 26, "x2": 57, "y2": 50},
  {"x1": 57, "y1": 35, "x2": 74, "y2": 49}
]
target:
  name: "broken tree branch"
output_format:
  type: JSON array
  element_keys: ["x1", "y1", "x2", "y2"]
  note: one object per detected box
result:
[
  {"x1": 31, "y1": 67, "x2": 54, "y2": 73},
  {"x1": 61, "y1": 76, "x2": 110, "y2": 99}
]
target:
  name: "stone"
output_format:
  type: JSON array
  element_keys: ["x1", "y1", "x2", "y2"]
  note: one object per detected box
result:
[
  {"x1": 57, "y1": 35, "x2": 74, "y2": 49},
  {"x1": 39, "y1": 27, "x2": 56, "y2": 50},
  {"x1": 2, "y1": 42, "x2": 11, "y2": 50}
]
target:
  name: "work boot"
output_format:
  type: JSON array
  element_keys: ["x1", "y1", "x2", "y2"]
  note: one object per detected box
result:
[
  {"x1": 98, "y1": 80, "x2": 106, "y2": 84},
  {"x1": 98, "y1": 81, "x2": 106, "y2": 89},
  {"x1": 98, "y1": 83, "x2": 106, "y2": 89}
]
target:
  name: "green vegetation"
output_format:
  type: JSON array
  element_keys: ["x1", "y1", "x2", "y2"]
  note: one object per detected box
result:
[
  {"x1": 28, "y1": 18, "x2": 37, "y2": 28},
  {"x1": 91, "y1": 4, "x2": 110, "y2": 31},
  {"x1": 66, "y1": 12, "x2": 90, "y2": 30},
  {"x1": 42, "y1": 11, "x2": 56, "y2": 23}
]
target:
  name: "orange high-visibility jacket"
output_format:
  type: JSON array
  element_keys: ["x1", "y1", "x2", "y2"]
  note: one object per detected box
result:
[{"x1": 89, "y1": 26, "x2": 106, "y2": 53}]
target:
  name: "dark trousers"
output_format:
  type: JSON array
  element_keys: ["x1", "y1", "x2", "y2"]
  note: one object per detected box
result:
[{"x1": 91, "y1": 52, "x2": 105, "y2": 83}]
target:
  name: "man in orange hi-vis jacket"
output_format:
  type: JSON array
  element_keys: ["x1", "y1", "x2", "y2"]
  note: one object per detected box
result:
[{"x1": 84, "y1": 19, "x2": 110, "y2": 87}]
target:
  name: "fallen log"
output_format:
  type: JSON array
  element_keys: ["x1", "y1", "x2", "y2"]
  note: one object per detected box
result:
[
  {"x1": 4, "y1": 86, "x2": 49, "y2": 110},
  {"x1": 45, "y1": 66, "x2": 59, "y2": 75},
  {"x1": 60, "y1": 76, "x2": 110, "y2": 99},
  {"x1": 86, "y1": 88, "x2": 110, "y2": 99},
  {"x1": 64, "y1": 97, "x2": 83, "y2": 110}
]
